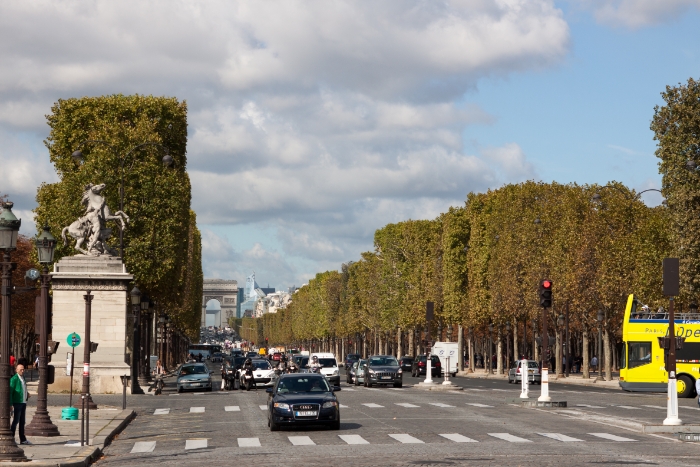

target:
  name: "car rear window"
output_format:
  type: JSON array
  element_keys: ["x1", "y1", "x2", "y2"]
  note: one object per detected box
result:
[
  {"x1": 318, "y1": 358, "x2": 337, "y2": 367},
  {"x1": 252, "y1": 360, "x2": 271, "y2": 370},
  {"x1": 180, "y1": 365, "x2": 207, "y2": 375}
]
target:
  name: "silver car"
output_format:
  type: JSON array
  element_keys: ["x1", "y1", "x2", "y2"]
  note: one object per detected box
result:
[
  {"x1": 177, "y1": 363, "x2": 212, "y2": 392},
  {"x1": 507, "y1": 360, "x2": 541, "y2": 384}
]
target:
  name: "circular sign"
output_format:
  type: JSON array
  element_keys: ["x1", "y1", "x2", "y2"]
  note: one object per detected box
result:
[{"x1": 67, "y1": 333, "x2": 81, "y2": 348}]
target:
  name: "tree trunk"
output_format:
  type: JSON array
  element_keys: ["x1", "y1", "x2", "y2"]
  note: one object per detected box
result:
[
  {"x1": 468, "y1": 330, "x2": 475, "y2": 372},
  {"x1": 582, "y1": 327, "x2": 590, "y2": 379},
  {"x1": 496, "y1": 329, "x2": 503, "y2": 375},
  {"x1": 409, "y1": 328, "x2": 415, "y2": 357},
  {"x1": 555, "y1": 328, "x2": 562, "y2": 378},
  {"x1": 604, "y1": 326, "x2": 612, "y2": 381},
  {"x1": 457, "y1": 325, "x2": 464, "y2": 372},
  {"x1": 513, "y1": 323, "x2": 519, "y2": 362}
]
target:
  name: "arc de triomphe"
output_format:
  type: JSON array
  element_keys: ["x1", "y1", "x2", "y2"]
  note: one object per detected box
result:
[{"x1": 202, "y1": 279, "x2": 238, "y2": 328}]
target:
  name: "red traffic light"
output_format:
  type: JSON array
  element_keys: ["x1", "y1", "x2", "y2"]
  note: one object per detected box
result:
[{"x1": 542, "y1": 280, "x2": 552, "y2": 289}]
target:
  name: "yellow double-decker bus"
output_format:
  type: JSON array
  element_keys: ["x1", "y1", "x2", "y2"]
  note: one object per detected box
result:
[{"x1": 620, "y1": 294, "x2": 700, "y2": 398}]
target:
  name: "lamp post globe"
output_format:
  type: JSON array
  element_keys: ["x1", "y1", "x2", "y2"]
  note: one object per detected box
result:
[
  {"x1": 35, "y1": 225, "x2": 57, "y2": 264},
  {"x1": 71, "y1": 150, "x2": 84, "y2": 164},
  {"x1": 162, "y1": 154, "x2": 174, "y2": 167},
  {"x1": 0, "y1": 202, "x2": 21, "y2": 250},
  {"x1": 686, "y1": 160, "x2": 697, "y2": 171}
]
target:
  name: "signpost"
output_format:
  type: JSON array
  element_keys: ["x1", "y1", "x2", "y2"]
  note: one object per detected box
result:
[
  {"x1": 66, "y1": 333, "x2": 80, "y2": 408},
  {"x1": 662, "y1": 258, "x2": 682, "y2": 426},
  {"x1": 424, "y1": 302, "x2": 435, "y2": 384}
]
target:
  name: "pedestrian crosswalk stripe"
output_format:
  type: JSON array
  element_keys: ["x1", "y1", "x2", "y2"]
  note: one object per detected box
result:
[
  {"x1": 491, "y1": 389, "x2": 509, "y2": 392},
  {"x1": 259, "y1": 405, "x2": 267, "y2": 410},
  {"x1": 642, "y1": 405, "x2": 665, "y2": 410},
  {"x1": 589, "y1": 433, "x2": 636, "y2": 442},
  {"x1": 339, "y1": 435, "x2": 369, "y2": 445},
  {"x1": 185, "y1": 439, "x2": 207, "y2": 450},
  {"x1": 389, "y1": 434, "x2": 424, "y2": 444},
  {"x1": 288, "y1": 436, "x2": 315, "y2": 446},
  {"x1": 389, "y1": 388, "x2": 404, "y2": 390},
  {"x1": 362, "y1": 403, "x2": 383, "y2": 408},
  {"x1": 488, "y1": 433, "x2": 532, "y2": 443},
  {"x1": 439, "y1": 433, "x2": 478, "y2": 443},
  {"x1": 238, "y1": 438, "x2": 261, "y2": 447},
  {"x1": 190, "y1": 407, "x2": 205, "y2": 413},
  {"x1": 395, "y1": 403, "x2": 419, "y2": 408},
  {"x1": 429, "y1": 403, "x2": 455, "y2": 408},
  {"x1": 576, "y1": 404, "x2": 604, "y2": 409},
  {"x1": 131, "y1": 441, "x2": 156, "y2": 453},
  {"x1": 225, "y1": 406, "x2": 240, "y2": 411},
  {"x1": 339, "y1": 404, "x2": 349, "y2": 408},
  {"x1": 343, "y1": 388, "x2": 356, "y2": 391},
  {"x1": 153, "y1": 408, "x2": 169, "y2": 415},
  {"x1": 365, "y1": 388, "x2": 379, "y2": 391},
  {"x1": 538, "y1": 433, "x2": 584, "y2": 442},
  {"x1": 465, "y1": 388, "x2": 486, "y2": 391},
  {"x1": 466, "y1": 403, "x2": 493, "y2": 408}
]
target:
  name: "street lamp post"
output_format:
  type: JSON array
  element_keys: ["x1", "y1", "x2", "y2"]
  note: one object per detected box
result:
[
  {"x1": 71, "y1": 141, "x2": 174, "y2": 259},
  {"x1": 596, "y1": 310, "x2": 604, "y2": 382},
  {"x1": 139, "y1": 296, "x2": 151, "y2": 386},
  {"x1": 26, "y1": 226, "x2": 60, "y2": 437},
  {"x1": 81, "y1": 291, "x2": 97, "y2": 410},
  {"x1": 0, "y1": 202, "x2": 26, "y2": 461},
  {"x1": 130, "y1": 287, "x2": 144, "y2": 394}
]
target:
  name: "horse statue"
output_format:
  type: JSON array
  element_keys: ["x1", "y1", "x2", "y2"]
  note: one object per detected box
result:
[{"x1": 62, "y1": 183, "x2": 130, "y2": 256}]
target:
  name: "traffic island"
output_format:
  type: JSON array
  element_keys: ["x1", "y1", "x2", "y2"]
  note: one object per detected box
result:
[
  {"x1": 642, "y1": 424, "x2": 700, "y2": 434},
  {"x1": 514, "y1": 399, "x2": 567, "y2": 408},
  {"x1": 677, "y1": 432, "x2": 700, "y2": 441},
  {"x1": 414, "y1": 382, "x2": 464, "y2": 391}
]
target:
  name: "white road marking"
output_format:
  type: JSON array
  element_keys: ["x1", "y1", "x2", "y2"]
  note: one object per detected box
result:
[
  {"x1": 189, "y1": 407, "x2": 205, "y2": 413},
  {"x1": 681, "y1": 405, "x2": 700, "y2": 411},
  {"x1": 389, "y1": 434, "x2": 424, "y2": 444},
  {"x1": 439, "y1": 433, "x2": 478, "y2": 443},
  {"x1": 365, "y1": 388, "x2": 380, "y2": 391},
  {"x1": 538, "y1": 433, "x2": 584, "y2": 442},
  {"x1": 238, "y1": 438, "x2": 261, "y2": 447},
  {"x1": 491, "y1": 389, "x2": 509, "y2": 392},
  {"x1": 488, "y1": 433, "x2": 532, "y2": 443},
  {"x1": 395, "y1": 403, "x2": 420, "y2": 408},
  {"x1": 259, "y1": 405, "x2": 267, "y2": 410},
  {"x1": 575, "y1": 404, "x2": 604, "y2": 409},
  {"x1": 588, "y1": 433, "x2": 636, "y2": 442},
  {"x1": 466, "y1": 403, "x2": 493, "y2": 408},
  {"x1": 185, "y1": 439, "x2": 207, "y2": 450},
  {"x1": 614, "y1": 406, "x2": 640, "y2": 410},
  {"x1": 64, "y1": 441, "x2": 81, "y2": 447},
  {"x1": 642, "y1": 405, "x2": 666, "y2": 410},
  {"x1": 153, "y1": 408, "x2": 169, "y2": 415},
  {"x1": 131, "y1": 441, "x2": 156, "y2": 453},
  {"x1": 339, "y1": 404, "x2": 349, "y2": 408},
  {"x1": 389, "y1": 388, "x2": 404, "y2": 390},
  {"x1": 339, "y1": 435, "x2": 369, "y2": 445},
  {"x1": 288, "y1": 436, "x2": 315, "y2": 446},
  {"x1": 465, "y1": 388, "x2": 486, "y2": 391},
  {"x1": 362, "y1": 403, "x2": 384, "y2": 408},
  {"x1": 429, "y1": 403, "x2": 455, "y2": 408},
  {"x1": 343, "y1": 388, "x2": 356, "y2": 391},
  {"x1": 225, "y1": 406, "x2": 240, "y2": 411}
]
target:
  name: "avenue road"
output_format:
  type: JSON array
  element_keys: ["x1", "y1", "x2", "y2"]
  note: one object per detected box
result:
[{"x1": 68, "y1": 364, "x2": 700, "y2": 467}]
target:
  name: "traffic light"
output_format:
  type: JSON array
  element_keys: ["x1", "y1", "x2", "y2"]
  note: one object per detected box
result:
[{"x1": 539, "y1": 279, "x2": 552, "y2": 308}]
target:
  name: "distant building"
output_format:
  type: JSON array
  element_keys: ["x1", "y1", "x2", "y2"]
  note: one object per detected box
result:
[
  {"x1": 255, "y1": 290, "x2": 292, "y2": 317},
  {"x1": 237, "y1": 272, "x2": 275, "y2": 318}
]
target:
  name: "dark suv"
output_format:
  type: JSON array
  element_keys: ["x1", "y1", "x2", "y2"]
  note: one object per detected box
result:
[
  {"x1": 398, "y1": 356, "x2": 414, "y2": 372},
  {"x1": 344, "y1": 353, "x2": 360, "y2": 368},
  {"x1": 362, "y1": 355, "x2": 402, "y2": 388},
  {"x1": 411, "y1": 355, "x2": 441, "y2": 377}
]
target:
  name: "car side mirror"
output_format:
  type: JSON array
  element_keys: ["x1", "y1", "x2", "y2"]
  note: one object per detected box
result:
[{"x1": 265, "y1": 387, "x2": 273, "y2": 394}]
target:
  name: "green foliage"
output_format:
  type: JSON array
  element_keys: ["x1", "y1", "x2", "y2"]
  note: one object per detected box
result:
[{"x1": 34, "y1": 94, "x2": 202, "y2": 337}]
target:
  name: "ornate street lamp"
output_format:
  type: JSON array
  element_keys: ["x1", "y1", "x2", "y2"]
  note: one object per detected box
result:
[
  {"x1": 26, "y1": 226, "x2": 60, "y2": 437},
  {"x1": 130, "y1": 287, "x2": 144, "y2": 394},
  {"x1": 0, "y1": 202, "x2": 26, "y2": 460}
]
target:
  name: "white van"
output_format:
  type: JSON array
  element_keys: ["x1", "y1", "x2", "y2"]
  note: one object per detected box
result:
[
  {"x1": 310, "y1": 352, "x2": 340, "y2": 384},
  {"x1": 431, "y1": 342, "x2": 459, "y2": 377}
]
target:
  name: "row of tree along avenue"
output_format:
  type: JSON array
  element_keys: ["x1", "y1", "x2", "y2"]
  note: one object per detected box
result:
[
  {"x1": 33, "y1": 94, "x2": 203, "y2": 345},
  {"x1": 240, "y1": 77, "x2": 700, "y2": 381}
]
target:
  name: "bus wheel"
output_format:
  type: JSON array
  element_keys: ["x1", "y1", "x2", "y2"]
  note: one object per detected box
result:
[{"x1": 677, "y1": 375, "x2": 693, "y2": 398}]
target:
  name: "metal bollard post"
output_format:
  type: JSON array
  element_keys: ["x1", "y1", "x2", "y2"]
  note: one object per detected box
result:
[
  {"x1": 121, "y1": 375, "x2": 128, "y2": 410},
  {"x1": 80, "y1": 395, "x2": 85, "y2": 446},
  {"x1": 519, "y1": 357, "x2": 529, "y2": 399},
  {"x1": 86, "y1": 393, "x2": 90, "y2": 446},
  {"x1": 442, "y1": 357, "x2": 451, "y2": 385}
]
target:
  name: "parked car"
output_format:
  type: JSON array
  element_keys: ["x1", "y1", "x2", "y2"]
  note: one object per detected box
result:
[
  {"x1": 398, "y1": 356, "x2": 414, "y2": 372},
  {"x1": 507, "y1": 360, "x2": 541, "y2": 384},
  {"x1": 411, "y1": 355, "x2": 441, "y2": 377},
  {"x1": 177, "y1": 363, "x2": 212, "y2": 393},
  {"x1": 361, "y1": 355, "x2": 402, "y2": 388},
  {"x1": 344, "y1": 353, "x2": 361, "y2": 368},
  {"x1": 353, "y1": 359, "x2": 366, "y2": 386},
  {"x1": 267, "y1": 373, "x2": 341, "y2": 431}
]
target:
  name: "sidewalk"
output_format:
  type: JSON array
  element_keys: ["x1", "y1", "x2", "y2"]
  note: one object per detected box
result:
[
  {"x1": 2, "y1": 405, "x2": 134, "y2": 466},
  {"x1": 457, "y1": 370, "x2": 621, "y2": 389}
]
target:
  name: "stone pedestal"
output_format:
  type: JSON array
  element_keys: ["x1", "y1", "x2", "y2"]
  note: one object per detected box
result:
[{"x1": 48, "y1": 256, "x2": 133, "y2": 394}]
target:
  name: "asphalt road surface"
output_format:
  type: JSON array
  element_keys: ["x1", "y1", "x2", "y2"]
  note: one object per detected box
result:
[{"x1": 88, "y1": 364, "x2": 700, "y2": 467}]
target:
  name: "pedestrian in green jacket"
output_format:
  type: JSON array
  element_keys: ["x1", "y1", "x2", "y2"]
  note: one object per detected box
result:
[{"x1": 10, "y1": 364, "x2": 30, "y2": 445}]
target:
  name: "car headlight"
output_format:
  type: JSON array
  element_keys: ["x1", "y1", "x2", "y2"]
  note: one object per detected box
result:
[
  {"x1": 369, "y1": 369, "x2": 376, "y2": 375},
  {"x1": 397, "y1": 369, "x2": 402, "y2": 374},
  {"x1": 322, "y1": 401, "x2": 338, "y2": 409},
  {"x1": 274, "y1": 402, "x2": 290, "y2": 410}
]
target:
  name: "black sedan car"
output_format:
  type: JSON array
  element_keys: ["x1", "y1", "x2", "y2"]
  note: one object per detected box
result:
[
  {"x1": 411, "y1": 355, "x2": 441, "y2": 377},
  {"x1": 267, "y1": 374, "x2": 341, "y2": 431},
  {"x1": 398, "y1": 356, "x2": 414, "y2": 372}
]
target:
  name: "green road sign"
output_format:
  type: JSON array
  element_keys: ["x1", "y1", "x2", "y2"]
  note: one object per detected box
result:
[{"x1": 67, "y1": 333, "x2": 81, "y2": 348}]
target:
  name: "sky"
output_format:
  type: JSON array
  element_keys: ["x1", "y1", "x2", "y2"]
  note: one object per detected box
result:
[{"x1": 1, "y1": 0, "x2": 700, "y2": 291}]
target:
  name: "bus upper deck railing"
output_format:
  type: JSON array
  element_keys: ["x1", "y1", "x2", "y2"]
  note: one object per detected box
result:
[{"x1": 631, "y1": 312, "x2": 700, "y2": 321}]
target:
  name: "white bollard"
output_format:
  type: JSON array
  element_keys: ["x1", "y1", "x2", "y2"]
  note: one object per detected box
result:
[
  {"x1": 663, "y1": 371, "x2": 683, "y2": 425},
  {"x1": 538, "y1": 365, "x2": 551, "y2": 402},
  {"x1": 424, "y1": 353, "x2": 434, "y2": 384},
  {"x1": 519, "y1": 358, "x2": 529, "y2": 399},
  {"x1": 442, "y1": 357, "x2": 451, "y2": 385}
]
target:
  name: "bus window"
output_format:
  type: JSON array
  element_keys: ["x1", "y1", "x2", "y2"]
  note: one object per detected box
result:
[
  {"x1": 628, "y1": 342, "x2": 651, "y2": 369},
  {"x1": 618, "y1": 343, "x2": 626, "y2": 369}
]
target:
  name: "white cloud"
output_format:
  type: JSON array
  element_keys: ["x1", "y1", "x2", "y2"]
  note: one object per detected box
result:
[
  {"x1": 574, "y1": 0, "x2": 700, "y2": 28},
  {"x1": 0, "y1": 0, "x2": 568, "y2": 286}
]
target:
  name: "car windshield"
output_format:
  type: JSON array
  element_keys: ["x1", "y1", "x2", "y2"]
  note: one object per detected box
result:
[
  {"x1": 276, "y1": 377, "x2": 331, "y2": 394},
  {"x1": 180, "y1": 365, "x2": 207, "y2": 375},
  {"x1": 252, "y1": 360, "x2": 271, "y2": 370},
  {"x1": 369, "y1": 357, "x2": 399, "y2": 367},
  {"x1": 317, "y1": 358, "x2": 337, "y2": 367}
]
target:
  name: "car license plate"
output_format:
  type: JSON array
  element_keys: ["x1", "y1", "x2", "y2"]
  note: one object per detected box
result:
[
  {"x1": 381, "y1": 376, "x2": 391, "y2": 379},
  {"x1": 191, "y1": 383, "x2": 201, "y2": 386},
  {"x1": 528, "y1": 370, "x2": 535, "y2": 374},
  {"x1": 295, "y1": 411, "x2": 317, "y2": 417}
]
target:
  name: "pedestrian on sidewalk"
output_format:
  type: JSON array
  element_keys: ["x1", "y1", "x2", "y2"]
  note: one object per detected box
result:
[
  {"x1": 591, "y1": 356, "x2": 598, "y2": 374},
  {"x1": 10, "y1": 363, "x2": 31, "y2": 445}
]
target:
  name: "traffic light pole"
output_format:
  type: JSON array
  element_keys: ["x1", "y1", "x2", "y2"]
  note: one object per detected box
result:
[
  {"x1": 663, "y1": 297, "x2": 682, "y2": 425},
  {"x1": 538, "y1": 304, "x2": 551, "y2": 402}
]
